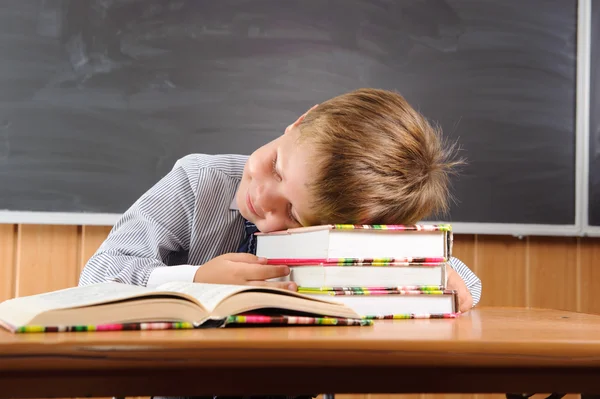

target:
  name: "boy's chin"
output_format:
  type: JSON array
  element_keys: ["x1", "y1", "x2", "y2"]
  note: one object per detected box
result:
[
  {"x1": 240, "y1": 211, "x2": 256, "y2": 225},
  {"x1": 239, "y1": 211, "x2": 261, "y2": 230}
]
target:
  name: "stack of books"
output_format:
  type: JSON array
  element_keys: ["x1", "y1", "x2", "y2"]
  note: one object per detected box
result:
[{"x1": 257, "y1": 224, "x2": 459, "y2": 319}]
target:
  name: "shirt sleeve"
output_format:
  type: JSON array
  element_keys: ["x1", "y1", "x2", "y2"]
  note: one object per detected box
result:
[
  {"x1": 79, "y1": 155, "x2": 203, "y2": 287},
  {"x1": 448, "y1": 257, "x2": 482, "y2": 307},
  {"x1": 146, "y1": 264, "x2": 200, "y2": 288}
]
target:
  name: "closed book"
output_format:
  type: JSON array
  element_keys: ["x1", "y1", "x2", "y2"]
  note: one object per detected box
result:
[
  {"x1": 298, "y1": 287, "x2": 459, "y2": 318},
  {"x1": 268, "y1": 258, "x2": 447, "y2": 288},
  {"x1": 255, "y1": 224, "x2": 452, "y2": 260}
]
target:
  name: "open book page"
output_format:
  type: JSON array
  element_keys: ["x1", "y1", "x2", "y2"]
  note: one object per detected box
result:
[
  {"x1": 156, "y1": 281, "x2": 251, "y2": 313},
  {"x1": 157, "y1": 282, "x2": 348, "y2": 315},
  {"x1": 0, "y1": 282, "x2": 151, "y2": 328}
]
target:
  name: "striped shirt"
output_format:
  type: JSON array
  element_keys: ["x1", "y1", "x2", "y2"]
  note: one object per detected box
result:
[{"x1": 79, "y1": 153, "x2": 482, "y2": 307}]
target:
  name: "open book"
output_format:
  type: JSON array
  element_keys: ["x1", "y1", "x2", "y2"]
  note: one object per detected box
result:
[{"x1": 0, "y1": 281, "x2": 369, "y2": 333}]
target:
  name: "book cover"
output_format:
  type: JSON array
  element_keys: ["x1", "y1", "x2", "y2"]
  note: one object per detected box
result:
[
  {"x1": 256, "y1": 224, "x2": 453, "y2": 235},
  {"x1": 255, "y1": 224, "x2": 453, "y2": 261},
  {"x1": 269, "y1": 261, "x2": 448, "y2": 289},
  {"x1": 297, "y1": 287, "x2": 460, "y2": 317},
  {"x1": 266, "y1": 257, "x2": 447, "y2": 266}
]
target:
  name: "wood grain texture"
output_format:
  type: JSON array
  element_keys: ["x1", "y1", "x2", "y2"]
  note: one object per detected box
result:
[
  {"x1": 475, "y1": 235, "x2": 527, "y2": 307},
  {"x1": 1, "y1": 308, "x2": 600, "y2": 398},
  {"x1": 0, "y1": 224, "x2": 16, "y2": 302},
  {"x1": 80, "y1": 225, "x2": 112, "y2": 273},
  {"x1": 15, "y1": 225, "x2": 80, "y2": 297},
  {"x1": 2, "y1": 308, "x2": 600, "y2": 369},
  {"x1": 528, "y1": 237, "x2": 578, "y2": 311},
  {"x1": 4, "y1": 365, "x2": 600, "y2": 398},
  {"x1": 452, "y1": 234, "x2": 477, "y2": 269},
  {"x1": 579, "y1": 237, "x2": 600, "y2": 315}
]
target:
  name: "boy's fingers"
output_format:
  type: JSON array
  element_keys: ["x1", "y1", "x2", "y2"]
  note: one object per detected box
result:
[
  {"x1": 458, "y1": 291, "x2": 473, "y2": 313},
  {"x1": 226, "y1": 253, "x2": 267, "y2": 263},
  {"x1": 247, "y1": 280, "x2": 297, "y2": 291},
  {"x1": 244, "y1": 263, "x2": 290, "y2": 280}
]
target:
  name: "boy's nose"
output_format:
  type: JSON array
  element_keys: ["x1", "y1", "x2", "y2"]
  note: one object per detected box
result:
[{"x1": 258, "y1": 186, "x2": 286, "y2": 215}]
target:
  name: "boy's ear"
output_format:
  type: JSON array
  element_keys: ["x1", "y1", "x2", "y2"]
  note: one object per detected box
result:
[
  {"x1": 296, "y1": 104, "x2": 319, "y2": 126},
  {"x1": 286, "y1": 104, "x2": 319, "y2": 134}
]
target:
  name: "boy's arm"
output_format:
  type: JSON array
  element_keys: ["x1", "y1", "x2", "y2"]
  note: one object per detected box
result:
[
  {"x1": 448, "y1": 257, "x2": 482, "y2": 308},
  {"x1": 79, "y1": 155, "x2": 203, "y2": 287}
]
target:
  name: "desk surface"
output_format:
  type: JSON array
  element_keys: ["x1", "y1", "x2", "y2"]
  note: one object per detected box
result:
[{"x1": 1, "y1": 307, "x2": 600, "y2": 397}]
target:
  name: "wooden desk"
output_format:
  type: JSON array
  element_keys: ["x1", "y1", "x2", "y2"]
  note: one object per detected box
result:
[{"x1": 1, "y1": 307, "x2": 600, "y2": 398}]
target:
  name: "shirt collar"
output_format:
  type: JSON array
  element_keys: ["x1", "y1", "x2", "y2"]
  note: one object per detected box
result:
[{"x1": 230, "y1": 187, "x2": 240, "y2": 210}]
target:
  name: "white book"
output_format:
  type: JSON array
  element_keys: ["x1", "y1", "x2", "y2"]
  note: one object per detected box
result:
[
  {"x1": 271, "y1": 262, "x2": 447, "y2": 288},
  {"x1": 255, "y1": 224, "x2": 452, "y2": 260},
  {"x1": 301, "y1": 290, "x2": 459, "y2": 317}
]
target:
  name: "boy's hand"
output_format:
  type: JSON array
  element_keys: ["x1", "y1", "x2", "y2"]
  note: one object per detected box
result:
[
  {"x1": 193, "y1": 253, "x2": 297, "y2": 291},
  {"x1": 446, "y1": 264, "x2": 473, "y2": 313}
]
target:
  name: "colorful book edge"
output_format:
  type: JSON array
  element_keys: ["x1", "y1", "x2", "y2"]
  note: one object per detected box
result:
[
  {"x1": 256, "y1": 223, "x2": 452, "y2": 236},
  {"x1": 266, "y1": 257, "x2": 448, "y2": 266},
  {"x1": 362, "y1": 313, "x2": 460, "y2": 320},
  {"x1": 329, "y1": 224, "x2": 452, "y2": 232},
  {"x1": 297, "y1": 286, "x2": 450, "y2": 295},
  {"x1": 224, "y1": 314, "x2": 373, "y2": 326},
  {"x1": 11, "y1": 315, "x2": 374, "y2": 333},
  {"x1": 14, "y1": 321, "x2": 196, "y2": 333},
  {"x1": 298, "y1": 285, "x2": 445, "y2": 291}
]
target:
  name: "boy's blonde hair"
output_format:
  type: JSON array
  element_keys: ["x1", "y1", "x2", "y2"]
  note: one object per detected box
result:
[{"x1": 298, "y1": 88, "x2": 463, "y2": 225}]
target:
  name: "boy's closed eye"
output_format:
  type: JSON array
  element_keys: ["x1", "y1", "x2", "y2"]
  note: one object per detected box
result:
[
  {"x1": 271, "y1": 156, "x2": 282, "y2": 182},
  {"x1": 272, "y1": 155, "x2": 302, "y2": 226}
]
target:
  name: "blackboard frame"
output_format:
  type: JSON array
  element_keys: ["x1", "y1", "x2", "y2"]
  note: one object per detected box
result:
[
  {"x1": 0, "y1": 0, "x2": 594, "y2": 237},
  {"x1": 432, "y1": 0, "x2": 595, "y2": 237},
  {"x1": 583, "y1": 0, "x2": 600, "y2": 236}
]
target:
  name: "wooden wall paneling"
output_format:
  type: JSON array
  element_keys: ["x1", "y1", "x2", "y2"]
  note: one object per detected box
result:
[
  {"x1": 528, "y1": 237, "x2": 578, "y2": 311},
  {"x1": 475, "y1": 235, "x2": 527, "y2": 307},
  {"x1": 15, "y1": 224, "x2": 80, "y2": 297},
  {"x1": 79, "y1": 225, "x2": 113, "y2": 273},
  {"x1": 452, "y1": 235, "x2": 477, "y2": 269},
  {"x1": 579, "y1": 237, "x2": 600, "y2": 315},
  {"x1": 0, "y1": 224, "x2": 16, "y2": 301}
]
